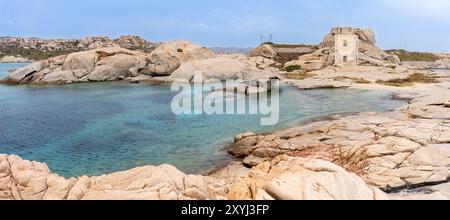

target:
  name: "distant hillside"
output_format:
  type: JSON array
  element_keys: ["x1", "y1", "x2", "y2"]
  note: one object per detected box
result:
[
  {"x1": 385, "y1": 49, "x2": 440, "y2": 62},
  {"x1": 0, "y1": 36, "x2": 159, "y2": 61}
]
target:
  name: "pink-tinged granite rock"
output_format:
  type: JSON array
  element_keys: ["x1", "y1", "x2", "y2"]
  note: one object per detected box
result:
[
  {"x1": 0, "y1": 154, "x2": 228, "y2": 200},
  {"x1": 228, "y1": 155, "x2": 389, "y2": 200},
  {"x1": 227, "y1": 88, "x2": 450, "y2": 192}
]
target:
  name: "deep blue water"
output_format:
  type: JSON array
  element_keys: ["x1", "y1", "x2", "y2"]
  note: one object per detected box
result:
[{"x1": 0, "y1": 63, "x2": 406, "y2": 177}]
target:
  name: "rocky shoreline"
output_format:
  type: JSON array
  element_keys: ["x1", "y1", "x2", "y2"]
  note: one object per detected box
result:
[
  {"x1": 1, "y1": 41, "x2": 281, "y2": 96},
  {"x1": 0, "y1": 56, "x2": 31, "y2": 63},
  {"x1": 1, "y1": 71, "x2": 449, "y2": 200}
]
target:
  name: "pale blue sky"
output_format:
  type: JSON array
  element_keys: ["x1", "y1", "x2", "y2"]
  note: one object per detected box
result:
[{"x1": 1, "y1": 0, "x2": 450, "y2": 52}]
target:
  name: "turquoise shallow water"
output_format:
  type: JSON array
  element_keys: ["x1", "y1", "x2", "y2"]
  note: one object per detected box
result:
[{"x1": 0, "y1": 63, "x2": 406, "y2": 178}]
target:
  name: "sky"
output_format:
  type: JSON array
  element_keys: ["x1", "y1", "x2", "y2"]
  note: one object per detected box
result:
[{"x1": 1, "y1": 0, "x2": 450, "y2": 52}]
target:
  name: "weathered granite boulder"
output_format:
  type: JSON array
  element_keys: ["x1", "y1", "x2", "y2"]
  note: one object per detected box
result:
[
  {"x1": 0, "y1": 154, "x2": 228, "y2": 200},
  {"x1": 249, "y1": 44, "x2": 277, "y2": 59},
  {"x1": 6, "y1": 60, "x2": 49, "y2": 83},
  {"x1": 168, "y1": 56, "x2": 280, "y2": 82},
  {"x1": 5, "y1": 47, "x2": 147, "y2": 85},
  {"x1": 228, "y1": 155, "x2": 389, "y2": 200},
  {"x1": 288, "y1": 77, "x2": 353, "y2": 90},
  {"x1": 116, "y1": 35, "x2": 149, "y2": 49},
  {"x1": 136, "y1": 41, "x2": 216, "y2": 77},
  {"x1": 169, "y1": 57, "x2": 247, "y2": 81}
]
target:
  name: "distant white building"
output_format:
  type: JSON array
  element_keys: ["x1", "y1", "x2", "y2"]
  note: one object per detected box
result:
[{"x1": 334, "y1": 34, "x2": 359, "y2": 66}]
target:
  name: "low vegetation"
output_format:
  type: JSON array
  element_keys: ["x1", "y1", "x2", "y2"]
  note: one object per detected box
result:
[
  {"x1": 274, "y1": 44, "x2": 318, "y2": 49},
  {"x1": 0, "y1": 46, "x2": 81, "y2": 61},
  {"x1": 284, "y1": 72, "x2": 317, "y2": 80},
  {"x1": 385, "y1": 49, "x2": 440, "y2": 62},
  {"x1": 376, "y1": 73, "x2": 437, "y2": 87},
  {"x1": 283, "y1": 64, "x2": 301, "y2": 72},
  {"x1": 334, "y1": 77, "x2": 371, "y2": 84},
  {"x1": 261, "y1": 41, "x2": 275, "y2": 46}
]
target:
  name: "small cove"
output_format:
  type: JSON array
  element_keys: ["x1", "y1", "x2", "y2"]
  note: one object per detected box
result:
[{"x1": 0, "y1": 63, "x2": 407, "y2": 177}]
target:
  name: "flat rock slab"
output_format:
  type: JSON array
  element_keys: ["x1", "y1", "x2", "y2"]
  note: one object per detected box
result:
[{"x1": 290, "y1": 78, "x2": 352, "y2": 90}]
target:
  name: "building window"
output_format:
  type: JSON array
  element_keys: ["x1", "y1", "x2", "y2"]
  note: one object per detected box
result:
[
  {"x1": 343, "y1": 40, "x2": 348, "y2": 47},
  {"x1": 343, "y1": 56, "x2": 348, "y2": 62}
]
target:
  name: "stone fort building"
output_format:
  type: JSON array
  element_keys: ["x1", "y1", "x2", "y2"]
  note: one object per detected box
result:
[{"x1": 334, "y1": 34, "x2": 359, "y2": 66}]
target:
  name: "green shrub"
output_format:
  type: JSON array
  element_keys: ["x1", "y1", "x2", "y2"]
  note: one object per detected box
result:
[
  {"x1": 283, "y1": 65, "x2": 301, "y2": 72},
  {"x1": 262, "y1": 42, "x2": 275, "y2": 46}
]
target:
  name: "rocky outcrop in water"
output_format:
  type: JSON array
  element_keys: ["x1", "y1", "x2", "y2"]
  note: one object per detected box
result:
[
  {"x1": 0, "y1": 55, "x2": 30, "y2": 63},
  {"x1": 5, "y1": 47, "x2": 147, "y2": 84},
  {"x1": 3, "y1": 41, "x2": 282, "y2": 86}
]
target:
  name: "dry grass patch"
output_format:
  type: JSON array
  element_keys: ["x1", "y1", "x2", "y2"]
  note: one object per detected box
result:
[
  {"x1": 376, "y1": 73, "x2": 438, "y2": 87},
  {"x1": 285, "y1": 72, "x2": 317, "y2": 80},
  {"x1": 334, "y1": 76, "x2": 371, "y2": 84}
]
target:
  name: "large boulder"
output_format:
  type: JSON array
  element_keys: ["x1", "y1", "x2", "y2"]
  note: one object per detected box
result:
[
  {"x1": 249, "y1": 44, "x2": 277, "y2": 59},
  {"x1": 138, "y1": 41, "x2": 216, "y2": 76},
  {"x1": 6, "y1": 47, "x2": 147, "y2": 85},
  {"x1": 168, "y1": 56, "x2": 281, "y2": 82},
  {"x1": 6, "y1": 60, "x2": 49, "y2": 83},
  {"x1": 150, "y1": 40, "x2": 216, "y2": 63},
  {"x1": 61, "y1": 51, "x2": 98, "y2": 72},
  {"x1": 228, "y1": 155, "x2": 389, "y2": 200},
  {"x1": 169, "y1": 57, "x2": 247, "y2": 81},
  {"x1": 116, "y1": 35, "x2": 147, "y2": 49}
]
